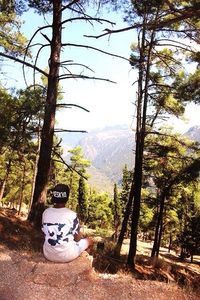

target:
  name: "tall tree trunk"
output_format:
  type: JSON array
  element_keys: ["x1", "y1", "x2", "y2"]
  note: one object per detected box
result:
[
  {"x1": 127, "y1": 131, "x2": 144, "y2": 267},
  {"x1": 114, "y1": 183, "x2": 134, "y2": 256},
  {"x1": 127, "y1": 16, "x2": 157, "y2": 268},
  {"x1": 151, "y1": 193, "x2": 165, "y2": 257},
  {"x1": 156, "y1": 197, "x2": 165, "y2": 257},
  {"x1": 168, "y1": 233, "x2": 172, "y2": 253},
  {"x1": 28, "y1": 0, "x2": 62, "y2": 227},
  {"x1": 127, "y1": 17, "x2": 146, "y2": 268},
  {"x1": 18, "y1": 162, "x2": 26, "y2": 215},
  {"x1": 0, "y1": 159, "x2": 12, "y2": 203},
  {"x1": 151, "y1": 214, "x2": 160, "y2": 257},
  {"x1": 0, "y1": 180, "x2": 6, "y2": 206},
  {"x1": 28, "y1": 125, "x2": 41, "y2": 214}
]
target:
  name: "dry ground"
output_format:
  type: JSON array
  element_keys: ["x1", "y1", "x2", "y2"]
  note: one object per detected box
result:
[{"x1": 0, "y1": 207, "x2": 199, "y2": 300}]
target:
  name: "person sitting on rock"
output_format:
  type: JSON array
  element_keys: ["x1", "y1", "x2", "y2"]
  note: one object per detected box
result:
[{"x1": 42, "y1": 183, "x2": 92, "y2": 262}]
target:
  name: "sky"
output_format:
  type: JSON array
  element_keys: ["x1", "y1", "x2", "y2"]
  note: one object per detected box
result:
[{"x1": 2, "y1": 6, "x2": 200, "y2": 135}]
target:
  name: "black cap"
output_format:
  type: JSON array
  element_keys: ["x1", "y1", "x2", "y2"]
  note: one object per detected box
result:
[{"x1": 51, "y1": 184, "x2": 70, "y2": 203}]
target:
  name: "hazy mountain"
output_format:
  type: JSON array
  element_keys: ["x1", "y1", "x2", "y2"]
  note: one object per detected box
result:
[
  {"x1": 59, "y1": 125, "x2": 200, "y2": 194},
  {"x1": 60, "y1": 125, "x2": 135, "y2": 194},
  {"x1": 61, "y1": 126, "x2": 200, "y2": 193},
  {"x1": 79, "y1": 125, "x2": 135, "y2": 192},
  {"x1": 184, "y1": 125, "x2": 200, "y2": 143},
  {"x1": 59, "y1": 131, "x2": 87, "y2": 152}
]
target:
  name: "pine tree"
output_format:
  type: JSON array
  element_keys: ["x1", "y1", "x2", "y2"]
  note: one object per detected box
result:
[
  {"x1": 120, "y1": 164, "x2": 132, "y2": 216},
  {"x1": 87, "y1": 190, "x2": 113, "y2": 231},
  {"x1": 113, "y1": 183, "x2": 121, "y2": 241},
  {"x1": 178, "y1": 213, "x2": 200, "y2": 263},
  {"x1": 68, "y1": 146, "x2": 90, "y2": 211},
  {"x1": 77, "y1": 176, "x2": 88, "y2": 223}
]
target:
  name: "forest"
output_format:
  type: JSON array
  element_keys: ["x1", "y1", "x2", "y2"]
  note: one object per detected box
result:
[{"x1": 0, "y1": 0, "x2": 200, "y2": 282}]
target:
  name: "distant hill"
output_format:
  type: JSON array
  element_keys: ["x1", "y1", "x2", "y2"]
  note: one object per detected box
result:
[
  {"x1": 59, "y1": 125, "x2": 200, "y2": 194},
  {"x1": 58, "y1": 131, "x2": 87, "y2": 152},
  {"x1": 184, "y1": 125, "x2": 200, "y2": 143},
  {"x1": 60, "y1": 125, "x2": 135, "y2": 194},
  {"x1": 79, "y1": 126, "x2": 134, "y2": 177},
  {"x1": 79, "y1": 125, "x2": 135, "y2": 193}
]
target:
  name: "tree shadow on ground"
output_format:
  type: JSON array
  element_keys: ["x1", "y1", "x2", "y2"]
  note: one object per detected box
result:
[
  {"x1": 160, "y1": 252, "x2": 200, "y2": 266},
  {"x1": 0, "y1": 208, "x2": 43, "y2": 253},
  {"x1": 1, "y1": 208, "x2": 199, "y2": 297},
  {"x1": 91, "y1": 246, "x2": 200, "y2": 296}
]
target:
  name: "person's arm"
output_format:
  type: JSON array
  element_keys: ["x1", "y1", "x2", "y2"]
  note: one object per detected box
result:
[
  {"x1": 74, "y1": 230, "x2": 82, "y2": 242},
  {"x1": 72, "y1": 216, "x2": 82, "y2": 241}
]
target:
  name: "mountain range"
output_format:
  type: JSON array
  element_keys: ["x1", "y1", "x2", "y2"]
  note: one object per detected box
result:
[
  {"x1": 184, "y1": 125, "x2": 200, "y2": 143},
  {"x1": 60, "y1": 125, "x2": 135, "y2": 194},
  {"x1": 60, "y1": 125, "x2": 200, "y2": 194}
]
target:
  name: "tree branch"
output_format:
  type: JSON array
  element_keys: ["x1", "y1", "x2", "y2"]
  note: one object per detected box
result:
[
  {"x1": 157, "y1": 38, "x2": 196, "y2": 50},
  {"x1": 58, "y1": 73, "x2": 116, "y2": 83},
  {"x1": 33, "y1": 44, "x2": 49, "y2": 87},
  {"x1": 84, "y1": 24, "x2": 140, "y2": 39},
  {"x1": 150, "y1": 8, "x2": 200, "y2": 29},
  {"x1": 61, "y1": 16, "x2": 115, "y2": 26},
  {"x1": 54, "y1": 129, "x2": 87, "y2": 133},
  {"x1": 60, "y1": 61, "x2": 94, "y2": 73},
  {"x1": 0, "y1": 52, "x2": 48, "y2": 77},
  {"x1": 61, "y1": 0, "x2": 80, "y2": 13},
  {"x1": 40, "y1": 32, "x2": 51, "y2": 44},
  {"x1": 83, "y1": 7, "x2": 199, "y2": 40},
  {"x1": 56, "y1": 103, "x2": 90, "y2": 112},
  {"x1": 52, "y1": 150, "x2": 88, "y2": 180},
  {"x1": 156, "y1": 42, "x2": 196, "y2": 53},
  {"x1": 61, "y1": 43, "x2": 129, "y2": 62},
  {"x1": 23, "y1": 25, "x2": 51, "y2": 84}
]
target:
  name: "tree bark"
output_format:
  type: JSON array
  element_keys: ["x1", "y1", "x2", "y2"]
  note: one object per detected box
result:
[
  {"x1": 127, "y1": 131, "x2": 144, "y2": 267},
  {"x1": 28, "y1": 0, "x2": 62, "y2": 227},
  {"x1": 156, "y1": 206, "x2": 164, "y2": 257},
  {"x1": 151, "y1": 192, "x2": 165, "y2": 257},
  {"x1": 18, "y1": 162, "x2": 26, "y2": 215},
  {"x1": 0, "y1": 179, "x2": 6, "y2": 205},
  {"x1": 28, "y1": 125, "x2": 41, "y2": 214},
  {"x1": 0, "y1": 159, "x2": 11, "y2": 203},
  {"x1": 127, "y1": 9, "x2": 158, "y2": 267},
  {"x1": 127, "y1": 14, "x2": 147, "y2": 268},
  {"x1": 168, "y1": 233, "x2": 172, "y2": 253},
  {"x1": 114, "y1": 183, "x2": 134, "y2": 257}
]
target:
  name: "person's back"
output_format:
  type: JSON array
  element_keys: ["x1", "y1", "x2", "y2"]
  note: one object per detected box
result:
[{"x1": 42, "y1": 184, "x2": 91, "y2": 263}]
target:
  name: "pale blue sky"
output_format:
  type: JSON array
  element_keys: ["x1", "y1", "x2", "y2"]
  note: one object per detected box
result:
[
  {"x1": 2, "y1": 7, "x2": 200, "y2": 134},
  {"x1": 6, "y1": 8, "x2": 136, "y2": 132}
]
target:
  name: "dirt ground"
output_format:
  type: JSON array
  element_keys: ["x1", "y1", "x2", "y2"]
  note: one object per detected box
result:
[{"x1": 0, "y1": 207, "x2": 199, "y2": 300}]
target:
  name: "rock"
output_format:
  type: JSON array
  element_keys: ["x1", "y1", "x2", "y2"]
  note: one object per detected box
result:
[{"x1": 27, "y1": 251, "x2": 95, "y2": 288}]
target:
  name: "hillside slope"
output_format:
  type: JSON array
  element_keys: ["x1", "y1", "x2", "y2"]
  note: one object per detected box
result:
[
  {"x1": 79, "y1": 125, "x2": 135, "y2": 192},
  {"x1": 0, "y1": 208, "x2": 199, "y2": 300},
  {"x1": 60, "y1": 125, "x2": 200, "y2": 193},
  {"x1": 61, "y1": 125, "x2": 135, "y2": 193},
  {"x1": 184, "y1": 125, "x2": 200, "y2": 142}
]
